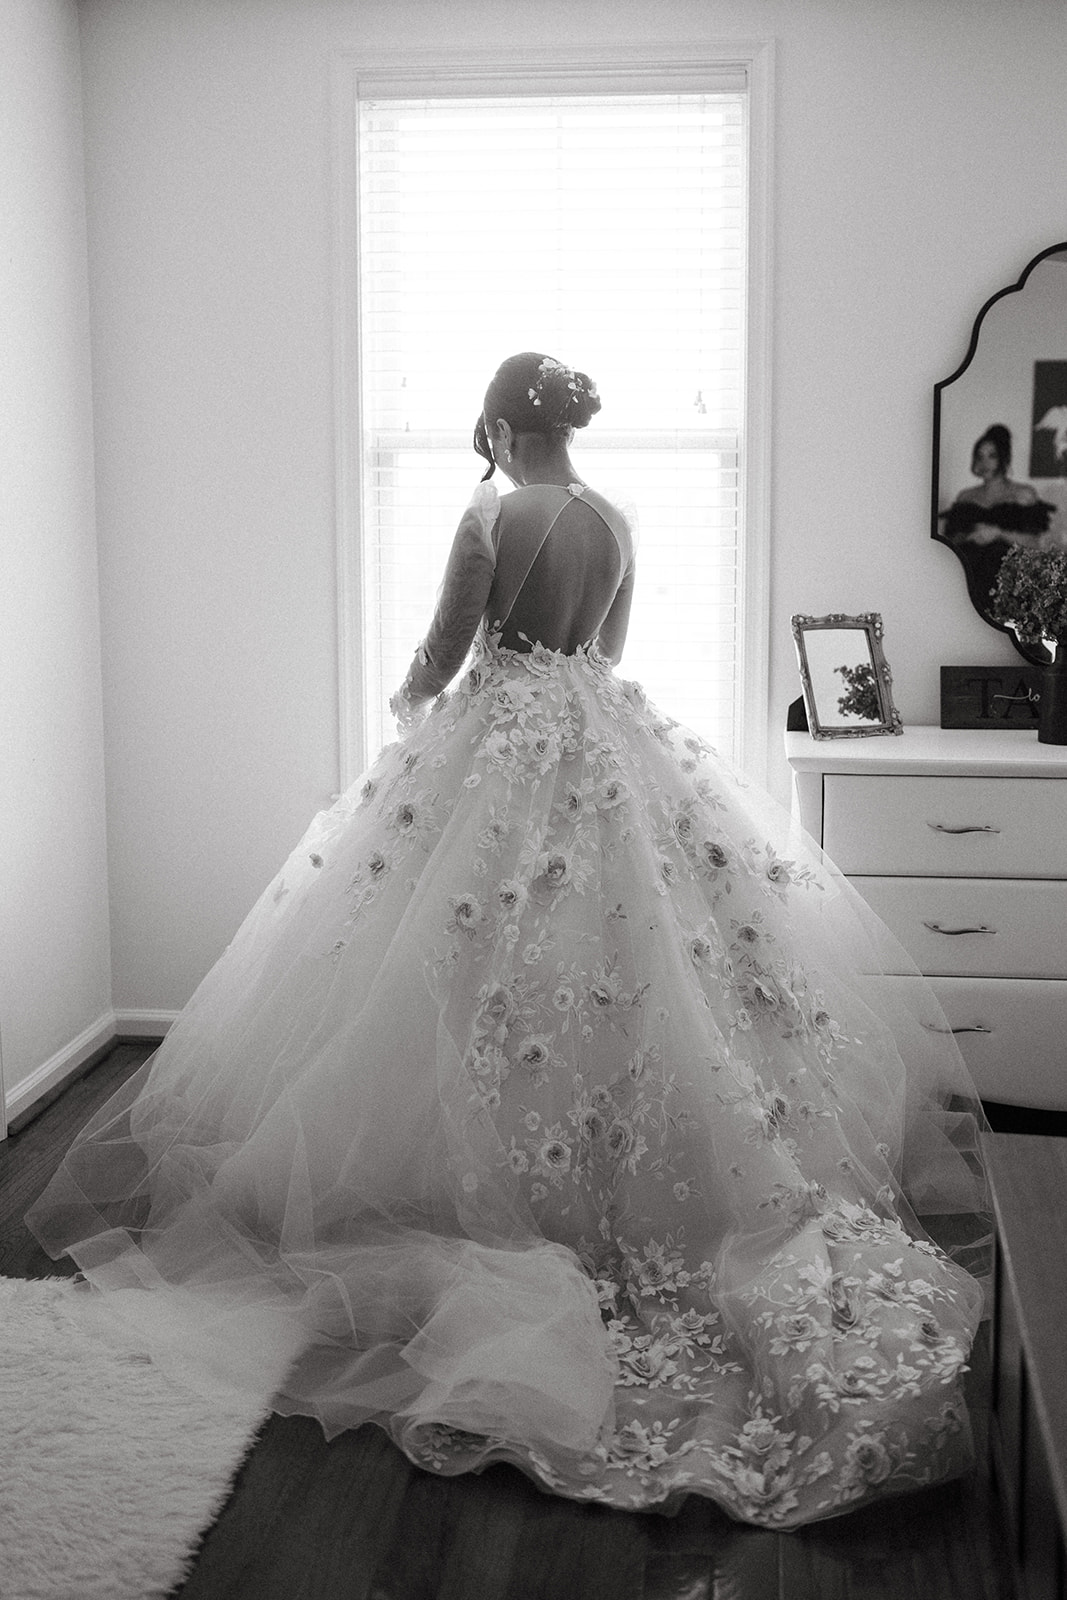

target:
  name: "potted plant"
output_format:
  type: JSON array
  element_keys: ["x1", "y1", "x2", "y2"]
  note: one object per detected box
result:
[
  {"x1": 989, "y1": 545, "x2": 1067, "y2": 743},
  {"x1": 834, "y1": 661, "x2": 881, "y2": 723}
]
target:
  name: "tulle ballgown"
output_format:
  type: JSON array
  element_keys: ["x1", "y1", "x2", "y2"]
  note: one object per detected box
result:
[{"x1": 28, "y1": 480, "x2": 990, "y2": 1529}]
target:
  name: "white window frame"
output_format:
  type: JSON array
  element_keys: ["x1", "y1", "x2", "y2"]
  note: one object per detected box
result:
[{"x1": 331, "y1": 43, "x2": 773, "y2": 786}]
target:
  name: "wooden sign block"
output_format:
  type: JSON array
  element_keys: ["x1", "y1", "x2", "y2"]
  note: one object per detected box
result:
[{"x1": 940, "y1": 665, "x2": 1042, "y2": 729}]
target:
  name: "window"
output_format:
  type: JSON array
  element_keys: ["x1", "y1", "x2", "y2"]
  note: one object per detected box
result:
[{"x1": 334, "y1": 50, "x2": 771, "y2": 780}]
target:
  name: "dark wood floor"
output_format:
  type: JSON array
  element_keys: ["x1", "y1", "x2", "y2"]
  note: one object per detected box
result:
[{"x1": 1, "y1": 1044, "x2": 1018, "y2": 1600}]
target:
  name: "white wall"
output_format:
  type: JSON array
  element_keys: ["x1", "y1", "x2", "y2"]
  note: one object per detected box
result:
[
  {"x1": 77, "y1": 0, "x2": 1067, "y2": 1012},
  {"x1": 0, "y1": 0, "x2": 112, "y2": 1120},
  {"x1": 768, "y1": 0, "x2": 1067, "y2": 752}
]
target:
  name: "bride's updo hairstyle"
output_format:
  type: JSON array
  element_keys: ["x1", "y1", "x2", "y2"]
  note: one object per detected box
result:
[{"x1": 474, "y1": 352, "x2": 601, "y2": 479}]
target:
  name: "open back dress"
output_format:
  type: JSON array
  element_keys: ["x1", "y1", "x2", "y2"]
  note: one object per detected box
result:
[{"x1": 28, "y1": 480, "x2": 990, "y2": 1528}]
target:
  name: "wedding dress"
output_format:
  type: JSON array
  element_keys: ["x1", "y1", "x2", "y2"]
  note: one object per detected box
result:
[{"x1": 28, "y1": 481, "x2": 990, "y2": 1528}]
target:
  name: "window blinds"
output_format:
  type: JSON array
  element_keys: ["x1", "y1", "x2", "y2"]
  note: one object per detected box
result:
[{"x1": 356, "y1": 90, "x2": 747, "y2": 759}]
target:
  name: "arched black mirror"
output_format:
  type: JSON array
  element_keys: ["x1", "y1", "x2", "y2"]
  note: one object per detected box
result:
[{"x1": 932, "y1": 242, "x2": 1067, "y2": 666}]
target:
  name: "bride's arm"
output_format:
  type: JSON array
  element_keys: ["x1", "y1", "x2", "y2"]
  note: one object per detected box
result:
[
  {"x1": 596, "y1": 558, "x2": 635, "y2": 666},
  {"x1": 390, "y1": 496, "x2": 498, "y2": 727}
]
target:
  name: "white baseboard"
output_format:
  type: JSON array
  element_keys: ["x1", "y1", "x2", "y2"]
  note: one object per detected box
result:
[
  {"x1": 114, "y1": 1009, "x2": 179, "y2": 1039},
  {"x1": 3, "y1": 1010, "x2": 177, "y2": 1131},
  {"x1": 4, "y1": 1010, "x2": 118, "y2": 1129}
]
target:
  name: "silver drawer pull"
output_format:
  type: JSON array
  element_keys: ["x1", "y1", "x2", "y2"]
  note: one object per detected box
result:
[
  {"x1": 922, "y1": 1021, "x2": 994, "y2": 1036},
  {"x1": 926, "y1": 823, "x2": 1001, "y2": 835},
  {"x1": 921, "y1": 921, "x2": 997, "y2": 937}
]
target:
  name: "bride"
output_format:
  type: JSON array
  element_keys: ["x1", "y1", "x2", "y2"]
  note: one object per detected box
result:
[{"x1": 28, "y1": 352, "x2": 990, "y2": 1528}]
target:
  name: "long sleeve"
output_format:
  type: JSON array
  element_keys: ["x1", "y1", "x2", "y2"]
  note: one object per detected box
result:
[
  {"x1": 596, "y1": 556, "x2": 635, "y2": 665},
  {"x1": 391, "y1": 484, "x2": 499, "y2": 728}
]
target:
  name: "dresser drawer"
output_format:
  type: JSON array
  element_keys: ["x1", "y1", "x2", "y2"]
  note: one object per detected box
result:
[
  {"x1": 852, "y1": 877, "x2": 1067, "y2": 979},
  {"x1": 823, "y1": 776, "x2": 1067, "y2": 877},
  {"x1": 927, "y1": 977, "x2": 1067, "y2": 1110}
]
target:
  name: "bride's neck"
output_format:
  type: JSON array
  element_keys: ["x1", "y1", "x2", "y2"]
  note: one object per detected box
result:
[{"x1": 514, "y1": 435, "x2": 580, "y2": 486}]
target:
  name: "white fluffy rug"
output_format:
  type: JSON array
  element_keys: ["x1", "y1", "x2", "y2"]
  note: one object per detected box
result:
[{"x1": 0, "y1": 1275, "x2": 284, "y2": 1600}]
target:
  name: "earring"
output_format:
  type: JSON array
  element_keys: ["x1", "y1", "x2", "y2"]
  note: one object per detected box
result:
[{"x1": 503, "y1": 447, "x2": 512, "y2": 463}]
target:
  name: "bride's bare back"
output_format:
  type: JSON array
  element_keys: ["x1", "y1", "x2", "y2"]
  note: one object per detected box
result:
[
  {"x1": 489, "y1": 484, "x2": 634, "y2": 661},
  {"x1": 394, "y1": 481, "x2": 635, "y2": 721}
]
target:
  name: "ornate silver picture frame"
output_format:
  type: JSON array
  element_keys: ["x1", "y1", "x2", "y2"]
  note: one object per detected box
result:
[{"x1": 790, "y1": 612, "x2": 904, "y2": 740}]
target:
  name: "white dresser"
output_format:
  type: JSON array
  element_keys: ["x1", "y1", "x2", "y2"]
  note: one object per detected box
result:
[{"x1": 784, "y1": 727, "x2": 1067, "y2": 1111}]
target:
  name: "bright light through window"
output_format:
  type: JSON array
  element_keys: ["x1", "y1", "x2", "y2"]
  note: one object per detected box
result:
[{"x1": 356, "y1": 89, "x2": 748, "y2": 760}]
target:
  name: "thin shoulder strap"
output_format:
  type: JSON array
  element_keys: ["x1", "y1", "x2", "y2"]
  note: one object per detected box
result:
[
  {"x1": 492, "y1": 494, "x2": 575, "y2": 631},
  {"x1": 578, "y1": 487, "x2": 631, "y2": 560}
]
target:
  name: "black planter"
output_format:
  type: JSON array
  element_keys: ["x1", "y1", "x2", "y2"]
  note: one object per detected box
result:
[{"x1": 1038, "y1": 643, "x2": 1067, "y2": 744}]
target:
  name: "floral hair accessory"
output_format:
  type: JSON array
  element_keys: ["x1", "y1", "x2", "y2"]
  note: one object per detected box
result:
[{"x1": 527, "y1": 357, "x2": 598, "y2": 416}]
